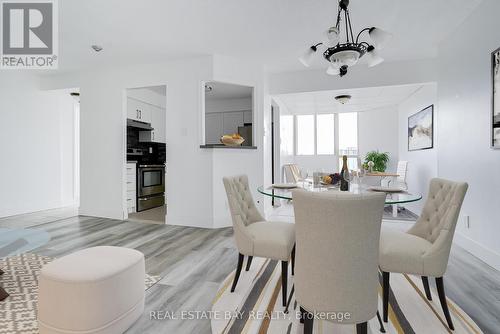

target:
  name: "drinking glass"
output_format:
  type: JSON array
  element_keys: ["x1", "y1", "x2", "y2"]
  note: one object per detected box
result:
[
  {"x1": 300, "y1": 169, "x2": 309, "y2": 188},
  {"x1": 358, "y1": 168, "x2": 365, "y2": 187}
]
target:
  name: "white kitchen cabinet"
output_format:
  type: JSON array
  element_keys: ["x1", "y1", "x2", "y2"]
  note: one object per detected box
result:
[
  {"x1": 223, "y1": 111, "x2": 244, "y2": 135},
  {"x1": 125, "y1": 162, "x2": 137, "y2": 214},
  {"x1": 127, "y1": 98, "x2": 152, "y2": 123},
  {"x1": 205, "y1": 113, "x2": 223, "y2": 144},
  {"x1": 139, "y1": 105, "x2": 166, "y2": 143},
  {"x1": 243, "y1": 110, "x2": 253, "y2": 124}
]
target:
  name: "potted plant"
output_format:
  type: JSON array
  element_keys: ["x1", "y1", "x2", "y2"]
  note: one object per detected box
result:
[{"x1": 363, "y1": 151, "x2": 389, "y2": 172}]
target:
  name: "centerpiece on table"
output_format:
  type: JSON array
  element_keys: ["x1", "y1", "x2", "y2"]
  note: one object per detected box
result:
[
  {"x1": 321, "y1": 173, "x2": 341, "y2": 185},
  {"x1": 362, "y1": 151, "x2": 389, "y2": 173}
]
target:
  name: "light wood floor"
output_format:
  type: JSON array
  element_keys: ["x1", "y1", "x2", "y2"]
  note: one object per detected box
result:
[{"x1": 0, "y1": 207, "x2": 499, "y2": 333}]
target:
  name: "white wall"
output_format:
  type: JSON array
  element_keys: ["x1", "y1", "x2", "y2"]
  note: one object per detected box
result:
[
  {"x1": 41, "y1": 55, "x2": 265, "y2": 229},
  {"x1": 211, "y1": 55, "x2": 265, "y2": 227},
  {"x1": 358, "y1": 106, "x2": 399, "y2": 172},
  {"x1": 205, "y1": 97, "x2": 252, "y2": 113},
  {"x1": 127, "y1": 87, "x2": 166, "y2": 108},
  {"x1": 436, "y1": 0, "x2": 500, "y2": 270},
  {"x1": 0, "y1": 73, "x2": 77, "y2": 217},
  {"x1": 397, "y1": 85, "x2": 438, "y2": 214},
  {"x1": 42, "y1": 57, "x2": 215, "y2": 225}
]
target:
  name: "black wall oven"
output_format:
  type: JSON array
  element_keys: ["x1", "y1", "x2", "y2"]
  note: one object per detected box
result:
[{"x1": 137, "y1": 164, "x2": 165, "y2": 211}]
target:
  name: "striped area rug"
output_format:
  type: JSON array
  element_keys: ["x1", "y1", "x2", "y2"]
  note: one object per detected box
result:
[{"x1": 211, "y1": 257, "x2": 482, "y2": 334}]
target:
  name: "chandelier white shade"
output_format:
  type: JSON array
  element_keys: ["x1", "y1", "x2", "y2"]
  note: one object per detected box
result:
[
  {"x1": 298, "y1": 47, "x2": 316, "y2": 67},
  {"x1": 299, "y1": 0, "x2": 392, "y2": 77},
  {"x1": 326, "y1": 65, "x2": 340, "y2": 76},
  {"x1": 368, "y1": 27, "x2": 393, "y2": 50},
  {"x1": 366, "y1": 46, "x2": 384, "y2": 67}
]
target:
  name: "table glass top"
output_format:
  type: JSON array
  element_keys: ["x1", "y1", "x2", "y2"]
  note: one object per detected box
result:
[{"x1": 257, "y1": 183, "x2": 422, "y2": 205}]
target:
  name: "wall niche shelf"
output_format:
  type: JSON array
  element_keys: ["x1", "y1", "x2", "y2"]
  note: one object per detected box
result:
[{"x1": 200, "y1": 144, "x2": 257, "y2": 150}]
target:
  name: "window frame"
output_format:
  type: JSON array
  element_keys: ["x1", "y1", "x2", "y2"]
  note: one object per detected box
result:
[
  {"x1": 316, "y1": 113, "x2": 336, "y2": 156},
  {"x1": 295, "y1": 114, "x2": 316, "y2": 156},
  {"x1": 289, "y1": 112, "x2": 359, "y2": 164}
]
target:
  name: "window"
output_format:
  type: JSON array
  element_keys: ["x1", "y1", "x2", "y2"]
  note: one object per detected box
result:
[
  {"x1": 280, "y1": 115, "x2": 294, "y2": 155},
  {"x1": 278, "y1": 112, "x2": 358, "y2": 169},
  {"x1": 338, "y1": 112, "x2": 358, "y2": 169},
  {"x1": 296, "y1": 115, "x2": 315, "y2": 155},
  {"x1": 316, "y1": 114, "x2": 335, "y2": 154}
]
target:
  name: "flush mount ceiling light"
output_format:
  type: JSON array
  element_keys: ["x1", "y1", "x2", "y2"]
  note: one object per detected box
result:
[
  {"x1": 335, "y1": 94, "x2": 351, "y2": 104},
  {"x1": 91, "y1": 45, "x2": 103, "y2": 52},
  {"x1": 299, "y1": 0, "x2": 392, "y2": 77}
]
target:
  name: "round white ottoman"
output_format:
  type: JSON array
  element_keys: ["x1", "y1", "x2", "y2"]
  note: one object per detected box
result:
[{"x1": 38, "y1": 246, "x2": 145, "y2": 334}]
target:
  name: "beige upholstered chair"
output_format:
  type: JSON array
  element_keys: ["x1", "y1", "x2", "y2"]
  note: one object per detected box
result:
[
  {"x1": 293, "y1": 189, "x2": 386, "y2": 334},
  {"x1": 379, "y1": 178, "x2": 468, "y2": 330},
  {"x1": 223, "y1": 175, "x2": 295, "y2": 307}
]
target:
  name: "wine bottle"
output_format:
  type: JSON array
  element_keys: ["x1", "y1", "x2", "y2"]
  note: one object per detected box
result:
[{"x1": 340, "y1": 155, "x2": 349, "y2": 191}]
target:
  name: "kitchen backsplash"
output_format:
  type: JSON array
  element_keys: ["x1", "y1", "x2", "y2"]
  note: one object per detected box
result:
[{"x1": 127, "y1": 127, "x2": 166, "y2": 163}]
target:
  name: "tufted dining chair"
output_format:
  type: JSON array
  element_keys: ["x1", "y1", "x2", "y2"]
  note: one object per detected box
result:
[
  {"x1": 223, "y1": 175, "x2": 295, "y2": 307},
  {"x1": 379, "y1": 178, "x2": 468, "y2": 330},
  {"x1": 293, "y1": 189, "x2": 386, "y2": 334}
]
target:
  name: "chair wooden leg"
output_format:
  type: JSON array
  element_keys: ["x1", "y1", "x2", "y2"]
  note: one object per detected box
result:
[
  {"x1": 356, "y1": 322, "x2": 368, "y2": 334},
  {"x1": 376, "y1": 310, "x2": 386, "y2": 333},
  {"x1": 436, "y1": 277, "x2": 454, "y2": 330},
  {"x1": 382, "y1": 271, "x2": 390, "y2": 322},
  {"x1": 231, "y1": 253, "x2": 244, "y2": 293},
  {"x1": 421, "y1": 276, "x2": 432, "y2": 301},
  {"x1": 245, "y1": 256, "x2": 253, "y2": 271},
  {"x1": 303, "y1": 311, "x2": 314, "y2": 334},
  {"x1": 291, "y1": 245, "x2": 295, "y2": 276},
  {"x1": 281, "y1": 261, "x2": 288, "y2": 307}
]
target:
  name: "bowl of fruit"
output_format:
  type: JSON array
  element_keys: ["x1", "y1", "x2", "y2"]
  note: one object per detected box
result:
[
  {"x1": 220, "y1": 133, "x2": 245, "y2": 146},
  {"x1": 321, "y1": 173, "x2": 341, "y2": 185}
]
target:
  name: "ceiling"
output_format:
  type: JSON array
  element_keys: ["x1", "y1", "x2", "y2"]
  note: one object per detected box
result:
[
  {"x1": 205, "y1": 82, "x2": 253, "y2": 100},
  {"x1": 56, "y1": 0, "x2": 483, "y2": 72},
  {"x1": 275, "y1": 84, "x2": 424, "y2": 114}
]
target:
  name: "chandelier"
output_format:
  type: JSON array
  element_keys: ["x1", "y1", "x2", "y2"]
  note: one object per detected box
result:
[{"x1": 299, "y1": 0, "x2": 392, "y2": 77}]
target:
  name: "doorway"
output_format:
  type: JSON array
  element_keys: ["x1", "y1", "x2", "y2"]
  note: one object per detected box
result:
[{"x1": 124, "y1": 85, "x2": 167, "y2": 224}]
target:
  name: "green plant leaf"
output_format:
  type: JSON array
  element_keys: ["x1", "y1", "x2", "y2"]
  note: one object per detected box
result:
[{"x1": 363, "y1": 150, "x2": 390, "y2": 172}]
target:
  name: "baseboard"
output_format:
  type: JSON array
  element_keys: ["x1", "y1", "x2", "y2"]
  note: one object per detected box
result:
[
  {"x1": 454, "y1": 232, "x2": 500, "y2": 272},
  {"x1": 0, "y1": 203, "x2": 76, "y2": 219}
]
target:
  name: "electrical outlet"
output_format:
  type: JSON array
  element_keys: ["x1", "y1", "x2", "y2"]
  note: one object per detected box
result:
[{"x1": 464, "y1": 215, "x2": 470, "y2": 229}]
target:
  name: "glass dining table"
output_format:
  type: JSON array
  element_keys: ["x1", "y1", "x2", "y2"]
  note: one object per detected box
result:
[{"x1": 257, "y1": 183, "x2": 422, "y2": 217}]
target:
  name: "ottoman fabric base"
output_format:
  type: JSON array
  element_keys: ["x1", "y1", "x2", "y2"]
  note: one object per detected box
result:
[{"x1": 38, "y1": 246, "x2": 145, "y2": 334}]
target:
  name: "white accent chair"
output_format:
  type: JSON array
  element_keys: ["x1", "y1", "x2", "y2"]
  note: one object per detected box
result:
[
  {"x1": 223, "y1": 175, "x2": 295, "y2": 307},
  {"x1": 379, "y1": 178, "x2": 468, "y2": 330},
  {"x1": 283, "y1": 164, "x2": 301, "y2": 183},
  {"x1": 390, "y1": 161, "x2": 408, "y2": 190},
  {"x1": 293, "y1": 189, "x2": 386, "y2": 334},
  {"x1": 38, "y1": 246, "x2": 145, "y2": 334},
  {"x1": 381, "y1": 161, "x2": 408, "y2": 217}
]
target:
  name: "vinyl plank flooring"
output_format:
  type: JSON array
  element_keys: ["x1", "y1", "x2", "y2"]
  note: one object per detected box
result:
[{"x1": 1, "y1": 208, "x2": 500, "y2": 333}]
